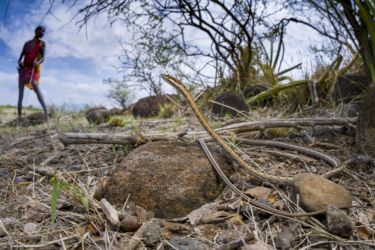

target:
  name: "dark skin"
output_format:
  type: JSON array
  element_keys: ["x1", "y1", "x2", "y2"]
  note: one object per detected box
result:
[{"x1": 17, "y1": 27, "x2": 47, "y2": 120}]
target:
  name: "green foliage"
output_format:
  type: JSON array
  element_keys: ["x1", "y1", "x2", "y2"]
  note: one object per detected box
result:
[
  {"x1": 108, "y1": 116, "x2": 126, "y2": 127},
  {"x1": 355, "y1": 0, "x2": 375, "y2": 82},
  {"x1": 158, "y1": 103, "x2": 176, "y2": 119},
  {"x1": 50, "y1": 175, "x2": 90, "y2": 225},
  {"x1": 104, "y1": 78, "x2": 134, "y2": 109},
  {"x1": 50, "y1": 176, "x2": 61, "y2": 225}
]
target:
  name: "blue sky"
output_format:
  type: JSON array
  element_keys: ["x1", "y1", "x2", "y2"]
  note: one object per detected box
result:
[
  {"x1": 0, "y1": 0, "x2": 323, "y2": 109},
  {"x1": 0, "y1": 0, "x2": 131, "y2": 108}
]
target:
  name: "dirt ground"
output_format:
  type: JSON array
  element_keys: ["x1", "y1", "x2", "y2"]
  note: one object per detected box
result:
[{"x1": 0, "y1": 106, "x2": 374, "y2": 249}]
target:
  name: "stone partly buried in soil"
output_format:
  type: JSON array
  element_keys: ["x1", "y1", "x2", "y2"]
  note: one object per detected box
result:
[
  {"x1": 293, "y1": 173, "x2": 352, "y2": 212},
  {"x1": 104, "y1": 140, "x2": 232, "y2": 219},
  {"x1": 326, "y1": 205, "x2": 353, "y2": 238}
]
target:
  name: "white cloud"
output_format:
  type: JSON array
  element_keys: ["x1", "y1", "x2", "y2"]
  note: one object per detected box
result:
[{"x1": 0, "y1": 2, "x2": 130, "y2": 107}]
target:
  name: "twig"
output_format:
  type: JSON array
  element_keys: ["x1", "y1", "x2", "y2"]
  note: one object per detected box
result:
[
  {"x1": 126, "y1": 222, "x2": 149, "y2": 250},
  {"x1": 14, "y1": 235, "x2": 79, "y2": 248}
]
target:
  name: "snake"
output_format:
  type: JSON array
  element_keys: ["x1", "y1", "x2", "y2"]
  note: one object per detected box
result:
[{"x1": 161, "y1": 74, "x2": 328, "y2": 217}]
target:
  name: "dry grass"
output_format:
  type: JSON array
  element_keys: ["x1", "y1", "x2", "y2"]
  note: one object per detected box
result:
[{"x1": 0, "y1": 104, "x2": 374, "y2": 249}]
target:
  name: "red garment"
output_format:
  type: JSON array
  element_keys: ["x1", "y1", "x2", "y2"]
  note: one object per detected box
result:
[{"x1": 19, "y1": 40, "x2": 43, "y2": 89}]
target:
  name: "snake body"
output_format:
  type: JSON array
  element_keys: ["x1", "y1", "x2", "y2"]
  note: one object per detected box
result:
[
  {"x1": 161, "y1": 74, "x2": 328, "y2": 217},
  {"x1": 161, "y1": 74, "x2": 293, "y2": 184}
]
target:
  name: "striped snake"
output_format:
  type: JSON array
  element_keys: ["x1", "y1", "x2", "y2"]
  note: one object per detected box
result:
[{"x1": 161, "y1": 74, "x2": 327, "y2": 217}]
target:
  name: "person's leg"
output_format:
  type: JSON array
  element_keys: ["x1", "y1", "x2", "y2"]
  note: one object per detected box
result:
[
  {"x1": 32, "y1": 81, "x2": 48, "y2": 119},
  {"x1": 17, "y1": 80, "x2": 25, "y2": 118}
]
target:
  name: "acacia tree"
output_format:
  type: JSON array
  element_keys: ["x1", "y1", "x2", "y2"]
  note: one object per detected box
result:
[
  {"x1": 72, "y1": 0, "x2": 283, "y2": 90},
  {"x1": 104, "y1": 78, "x2": 134, "y2": 108}
]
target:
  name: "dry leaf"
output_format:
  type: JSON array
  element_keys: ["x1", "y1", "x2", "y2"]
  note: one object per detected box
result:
[{"x1": 244, "y1": 186, "x2": 272, "y2": 200}]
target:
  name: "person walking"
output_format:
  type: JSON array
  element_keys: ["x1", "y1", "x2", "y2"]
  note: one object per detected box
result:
[{"x1": 17, "y1": 25, "x2": 48, "y2": 120}]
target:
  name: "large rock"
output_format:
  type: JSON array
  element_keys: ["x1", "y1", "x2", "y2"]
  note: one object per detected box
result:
[
  {"x1": 6, "y1": 112, "x2": 47, "y2": 127},
  {"x1": 211, "y1": 92, "x2": 249, "y2": 117},
  {"x1": 333, "y1": 74, "x2": 371, "y2": 103},
  {"x1": 85, "y1": 107, "x2": 110, "y2": 124},
  {"x1": 132, "y1": 95, "x2": 170, "y2": 118},
  {"x1": 356, "y1": 86, "x2": 375, "y2": 156},
  {"x1": 104, "y1": 140, "x2": 232, "y2": 219},
  {"x1": 293, "y1": 173, "x2": 352, "y2": 212}
]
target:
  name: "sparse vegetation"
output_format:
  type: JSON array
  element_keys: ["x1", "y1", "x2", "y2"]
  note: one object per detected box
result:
[
  {"x1": 158, "y1": 103, "x2": 176, "y2": 119},
  {"x1": 1, "y1": 1, "x2": 375, "y2": 249},
  {"x1": 108, "y1": 115, "x2": 127, "y2": 127}
]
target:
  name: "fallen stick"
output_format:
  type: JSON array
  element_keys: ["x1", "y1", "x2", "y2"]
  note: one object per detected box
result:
[
  {"x1": 57, "y1": 117, "x2": 356, "y2": 146},
  {"x1": 100, "y1": 198, "x2": 120, "y2": 226},
  {"x1": 58, "y1": 132, "x2": 175, "y2": 146},
  {"x1": 216, "y1": 117, "x2": 357, "y2": 134},
  {"x1": 126, "y1": 222, "x2": 150, "y2": 250},
  {"x1": 233, "y1": 138, "x2": 340, "y2": 169}
]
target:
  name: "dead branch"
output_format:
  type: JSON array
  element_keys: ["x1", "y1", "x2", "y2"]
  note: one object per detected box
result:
[
  {"x1": 233, "y1": 138, "x2": 340, "y2": 169},
  {"x1": 57, "y1": 132, "x2": 176, "y2": 146},
  {"x1": 216, "y1": 117, "x2": 356, "y2": 134},
  {"x1": 57, "y1": 117, "x2": 356, "y2": 146}
]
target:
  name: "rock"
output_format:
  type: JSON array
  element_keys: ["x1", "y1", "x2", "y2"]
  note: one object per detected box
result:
[
  {"x1": 243, "y1": 85, "x2": 271, "y2": 106},
  {"x1": 85, "y1": 107, "x2": 110, "y2": 124},
  {"x1": 326, "y1": 205, "x2": 353, "y2": 238},
  {"x1": 333, "y1": 74, "x2": 371, "y2": 103},
  {"x1": 26, "y1": 112, "x2": 47, "y2": 126},
  {"x1": 119, "y1": 216, "x2": 142, "y2": 232},
  {"x1": 23, "y1": 222, "x2": 39, "y2": 235},
  {"x1": 0, "y1": 227, "x2": 6, "y2": 238},
  {"x1": 132, "y1": 95, "x2": 170, "y2": 118},
  {"x1": 241, "y1": 242, "x2": 273, "y2": 250},
  {"x1": 211, "y1": 92, "x2": 249, "y2": 117},
  {"x1": 356, "y1": 86, "x2": 375, "y2": 157},
  {"x1": 168, "y1": 237, "x2": 209, "y2": 250},
  {"x1": 144, "y1": 222, "x2": 161, "y2": 246},
  {"x1": 274, "y1": 223, "x2": 298, "y2": 250},
  {"x1": 108, "y1": 107, "x2": 123, "y2": 116},
  {"x1": 293, "y1": 173, "x2": 352, "y2": 211},
  {"x1": 104, "y1": 140, "x2": 232, "y2": 219},
  {"x1": 340, "y1": 103, "x2": 361, "y2": 117}
]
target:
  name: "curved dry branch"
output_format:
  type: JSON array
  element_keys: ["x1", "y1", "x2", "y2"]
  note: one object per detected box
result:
[{"x1": 216, "y1": 117, "x2": 356, "y2": 134}]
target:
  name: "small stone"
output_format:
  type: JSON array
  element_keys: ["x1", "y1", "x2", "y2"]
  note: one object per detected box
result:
[
  {"x1": 1, "y1": 217, "x2": 18, "y2": 227},
  {"x1": 65, "y1": 165, "x2": 83, "y2": 171},
  {"x1": 23, "y1": 222, "x2": 39, "y2": 236},
  {"x1": 0, "y1": 227, "x2": 6, "y2": 237},
  {"x1": 144, "y1": 222, "x2": 161, "y2": 246},
  {"x1": 293, "y1": 173, "x2": 352, "y2": 211},
  {"x1": 169, "y1": 237, "x2": 209, "y2": 250},
  {"x1": 119, "y1": 216, "x2": 141, "y2": 232},
  {"x1": 326, "y1": 205, "x2": 353, "y2": 238},
  {"x1": 274, "y1": 223, "x2": 298, "y2": 250},
  {"x1": 241, "y1": 242, "x2": 273, "y2": 250}
]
